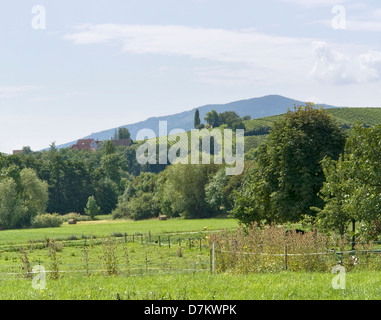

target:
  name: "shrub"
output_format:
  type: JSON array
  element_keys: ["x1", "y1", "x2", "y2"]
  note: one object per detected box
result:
[
  {"x1": 84, "y1": 196, "x2": 100, "y2": 220},
  {"x1": 32, "y1": 213, "x2": 63, "y2": 229},
  {"x1": 113, "y1": 192, "x2": 159, "y2": 221},
  {"x1": 61, "y1": 213, "x2": 91, "y2": 222}
]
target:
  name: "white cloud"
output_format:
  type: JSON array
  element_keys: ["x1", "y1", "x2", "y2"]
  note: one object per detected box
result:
[
  {"x1": 373, "y1": 8, "x2": 381, "y2": 18},
  {"x1": 310, "y1": 42, "x2": 381, "y2": 85},
  {"x1": 346, "y1": 20, "x2": 381, "y2": 32},
  {"x1": 64, "y1": 24, "x2": 381, "y2": 87},
  {"x1": 64, "y1": 24, "x2": 314, "y2": 84},
  {"x1": 280, "y1": 0, "x2": 348, "y2": 7},
  {"x1": 0, "y1": 86, "x2": 41, "y2": 99}
]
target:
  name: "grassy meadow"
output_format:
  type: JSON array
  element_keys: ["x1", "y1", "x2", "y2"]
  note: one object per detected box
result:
[
  {"x1": 0, "y1": 217, "x2": 380, "y2": 300},
  {"x1": 1, "y1": 271, "x2": 381, "y2": 300}
]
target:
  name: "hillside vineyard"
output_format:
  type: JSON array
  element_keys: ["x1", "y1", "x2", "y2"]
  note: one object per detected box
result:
[{"x1": 135, "y1": 121, "x2": 245, "y2": 176}]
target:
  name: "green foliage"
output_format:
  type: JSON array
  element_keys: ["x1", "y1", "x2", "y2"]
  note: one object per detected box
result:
[
  {"x1": 19, "y1": 168, "x2": 49, "y2": 220},
  {"x1": 205, "y1": 167, "x2": 243, "y2": 213},
  {"x1": 194, "y1": 109, "x2": 201, "y2": 129},
  {"x1": 0, "y1": 178, "x2": 26, "y2": 229},
  {"x1": 0, "y1": 167, "x2": 49, "y2": 229},
  {"x1": 317, "y1": 124, "x2": 381, "y2": 240},
  {"x1": 204, "y1": 110, "x2": 246, "y2": 130},
  {"x1": 104, "y1": 140, "x2": 117, "y2": 155},
  {"x1": 84, "y1": 196, "x2": 101, "y2": 220},
  {"x1": 233, "y1": 104, "x2": 346, "y2": 226},
  {"x1": 314, "y1": 157, "x2": 353, "y2": 236},
  {"x1": 204, "y1": 110, "x2": 220, "y2": 128},
  {"x1": 218, "y1": 111, "x2": 246, "y2": 130},
  {"x1": 113, "y1": 172, "x2": 160, "y2": 220},
  {"x1": 44, "y1": 154, "x2": 93, "y2": 215},
  {"x1": 32, "y1": 213, "x2": 63, "y2": 228},
  {"x1": 163, "y1": 164, "x2": 218, "y2": 219},
  {"x1": 100, "y1": 153, "x2": 128, "y2": 184},
  {"x1": 94, "y1": 178, "x2": 120, "y2": 215},
  {"x1": 117, "y1": 127, "x2": 131, "y2": 140},
  {"x1": 61, "y1": 212, "x2": 92, "y2": 222},
  {"x1": 127, "y1": 192, "x2": 160, "y2": 220}
]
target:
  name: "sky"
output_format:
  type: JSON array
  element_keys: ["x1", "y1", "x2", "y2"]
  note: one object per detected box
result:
[{"x1": 1, "y1": 0, "x2": 381, "y2": 154}]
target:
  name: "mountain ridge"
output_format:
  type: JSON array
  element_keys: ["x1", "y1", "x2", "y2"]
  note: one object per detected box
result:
[{"x1": 55, "y1": 95, "x2": 340, "y2": 149}]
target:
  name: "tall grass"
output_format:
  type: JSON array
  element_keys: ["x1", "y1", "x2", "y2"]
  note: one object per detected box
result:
[{"x1": 209, "y1": 224, "x2": 381, "y2": 274}]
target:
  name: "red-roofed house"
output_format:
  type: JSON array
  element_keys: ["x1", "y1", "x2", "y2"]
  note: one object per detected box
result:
[{"x1": 71, "y1": 139, "x2": 100, "y2": 151}]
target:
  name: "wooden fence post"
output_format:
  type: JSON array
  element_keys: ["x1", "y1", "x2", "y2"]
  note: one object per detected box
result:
[
  {"x1": 284, "y1": 245, "x2": 288, "y2": 271},
  {"x1": 212, "y1": 242, "x2": 215, "y2": 274}
]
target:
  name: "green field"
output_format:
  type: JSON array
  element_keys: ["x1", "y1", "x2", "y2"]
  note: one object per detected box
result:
[
  {"x1": 0, "y1": 217, "x2": 238, "y2": 245},
  {"x1": 0, "y1": 217, "x2": 380, "y2": 300},
  {"x1": 1, "y1": 271, "x2": 380, "y2": 300}
]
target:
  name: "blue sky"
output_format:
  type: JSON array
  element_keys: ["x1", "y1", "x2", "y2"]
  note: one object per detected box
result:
[{"x1": 1, "y1": 0, "x2": 381, "y2": 153}]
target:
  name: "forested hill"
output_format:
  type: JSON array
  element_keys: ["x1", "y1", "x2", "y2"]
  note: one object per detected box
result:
[{"x1": 56, "y1": 95, "x2": 339, "y2": 149}]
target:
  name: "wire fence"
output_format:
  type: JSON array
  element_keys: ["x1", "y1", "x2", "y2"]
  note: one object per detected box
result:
[
  {"x1": 0, "y1": 229, "x2": 225, "y2": 252},
  {"x1": 0, "y1": 231, "x2": 215, "y2": 279},
  {"x1": 2, "y1": 229, "x2": 381, "y2": 279},
  {"x1": 211, "y1": 242, "x2": 381, "y2": 273}
]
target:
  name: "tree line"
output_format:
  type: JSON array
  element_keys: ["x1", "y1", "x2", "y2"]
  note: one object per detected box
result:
[{"x1": 2, "y1": 105, "x2": 381, "y2": 241}]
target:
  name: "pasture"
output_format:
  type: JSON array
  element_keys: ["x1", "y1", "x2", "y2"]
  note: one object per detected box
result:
[{"x1": 0, "y1": 217, "x2": 380, "y2": 300}]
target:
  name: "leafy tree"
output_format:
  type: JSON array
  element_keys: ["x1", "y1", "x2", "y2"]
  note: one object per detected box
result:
[
  {"x1": 22, "y1": 146, "x2": 33, "y2": 155},
  {"x1": 0, "y1": 167, "x2": 48, "y2": 229},
  {"x1": 84, "y1": 196, "x2": 100, "y2": 220},
  {"x1": 194, "y1": 109, "x2": 201, "y2": 129},
  {"x1": 314, "y1": 157, "x2": 353, "y2": 236},
  {"x1": 218, "y1": 111, "x2": 245, "y2": 130},
  {"x1": 204, "y1": 110, "x2": 220, "y2": 128},
  {"x1": 112, "y1": 172, "x2": 160, "y2": 220},
  {"x1": 0, "y1": 178, "x2": 26, "y2": 229},
  {"x1": 126, "y1": 192, "x2": 160, "y2": 220},
  {"x1": 94, "y1": 178, "x2": 119, "y2": 215},
  {"x1": 205, "y1": 168, "x2": 230, "y2": 213},
  {"x1": 100, "y1": 153, "x2": 128, "y2": 186},
  {"x1": 44, "y1": 154, "x2": 93, "y2": 214},
  {"x1": 117, "y1": 127, "x2": 131, "y2": 140},
  {"x1": 232, "y1": 104, "x2": 346, "y2": 226},
  {"x1": 163, "y1": 163, "x2": 218, "y2": 219},
  {"x1": 317, "y1": 125, "x2": 381, "y2": 240},
  {"x1": 104, "y1": 140, "x2": 117, "y2": 155},
  {"x1": 19, "y1": 168, "x2": 49, "y2": 222}
]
